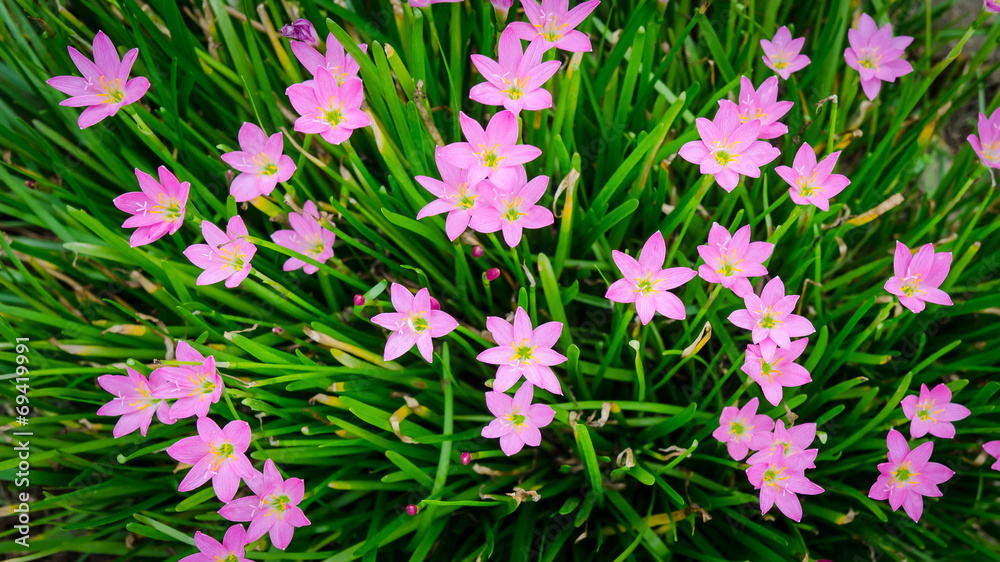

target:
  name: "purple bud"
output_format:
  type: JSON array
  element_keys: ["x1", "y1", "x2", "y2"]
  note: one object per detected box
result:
[
  {"x1": 272, "y1": 326, "x2": 285, "y2": 334},
  {"x1": 472, "y1": 245, "x2": 484, "y2": 258},
  {"x1": 430, "y1": 296, "x2": 440, "y2": 311},
  {"x1": 485, "y1": 268, "x2": 501, "y2": 282},
  {"x1": 461, "y1": 452, "x2": 471, "y2": 465},
  {"x1": 280, "y1": 19, "x2": 320, "y2": 47},
  {"x1": 353, "y1": 294, "x2": 366, "y2": 306},
  {"x1": 405, "y1": 504, "x2": 418, "y2": 516},
  {"x1": 225, "y1": 169, "x2": 234, "y2": 185},
  {"x1": 25, "y1": 180, "x2": 36, "y2": 189}
]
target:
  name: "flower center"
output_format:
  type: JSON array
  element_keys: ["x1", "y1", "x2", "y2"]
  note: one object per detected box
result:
[
  {"x1": 502, "y1": 197, "x2": 526, "y2": 223},
  {"x1": 982, "y1": 141, "x2": 1000, "y2": 162},
  {"x1": 916, "y1": 399, "x2": 944, "y2": 422},
  {"x1": 98, "y1": 76, "x2": 124, "y2": 104},
  {"x1": 151, "y1": 193, "x2": 183, "y2": 222},
  {"x1": 501, "y1": 76, "x2": 529, "y2": 100},
  {"x1": 890, "y1": 461, "x2": 919, "y2": 487},
  {"x1": 633, "y1": 273, "x2": 661, "y2": 297},
  {"x1": 762, "y1": 465, "x2": 787, "y2": 489},
  {"x1": 215, "y1": 554, "x2": 239, "y2": 562},
  {"x1": 265, "y1": 494, "x2": 291, "y2": 518},
  {"x1": 535, "y1": 13, "x2": 569, "y2": 42},
  {"x1": 758, "y1": 306, "x2": 783, "y2": 330},
  {"x1": 505, "y1": 406, "x2": 528, "y2": 432},
  {"x1": 729, "y1": 421, "x2": 746, "y2": 437},
  {"x1": 716, "y1": 252, "x2": 743, "y2": 277},
  {"x1": 128, "y1": 381, "x2": 152, "y2": 411},
  {"x1": 509, "y1": 339, "x2": 536, "y2": 365},
  {"x1": 252, "y1": 153, "x2": 279, "y2": 177},
  {"x1": 759, "y1": 357, "x2": 783, "y2": 383},
  {"x1": 740, "y1": 107, "x2": 769, "y2": 123},
  {"x1": 210, "y1": 441, "x2": 235, "y2": 471},
  {"x1": 187, "y1": 372, "x2": 216, "y2": 399},
  {"x1": 900, "y1": 274, "x2": 924, "y2": 298},
  {"x1": 453, "y1": 184, "x2": 478, "y2": 210},
  {"x1": 859, "y1": 47, "x2": 881, "y2": 70},
  {"x1": 476, "y1": 144, "x2": 505, "y2": 170},
  {"x1": 219, "y1": 243, "x2": 248, "y2": 271},
  {"x1": 407, "y1": 311, "x2": 429, "y2": 333},
  {"x1": 318, "y1": 97, "x2": 346, "y2": 127},
  {"x1": 795, "y1": 172, "x2": 823, "y2": 198}
]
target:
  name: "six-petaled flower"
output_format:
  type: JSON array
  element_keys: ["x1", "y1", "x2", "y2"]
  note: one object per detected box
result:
[
  {"x1": 482, "y1": 382, "x2": 556, "y2": 456},
  {"x1": 900, "y1": 383, "x2": 970, "y2": 439},
  {"x1": 478, "y1": 307, "x2": 566, "y2": 395}
]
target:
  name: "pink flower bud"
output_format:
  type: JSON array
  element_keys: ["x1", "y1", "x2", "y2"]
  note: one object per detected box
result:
[
  {"x1": 405, "y1": 504, "x2": 418, "y2": 516},
  {"x1": 25, "y1": 180, "x2": 36, "y2": 189},
  {"x1": 353, "y1": 294, "x2": 366, "y2": 306},
  {"x1": 472, "y1": 245, "x2": 484, "y2": 258},
  {"x1": 280, "y1": 19, "x2": 320, "y2": 47},
  {"x1": 225, "y1": 169, "x2": 234, "y2": 185},
  {"x1": 485, "y1": 268, "x2": 500, "y2": 282},
  {"x1": 429, "y1": 296, "x2": 440, "y2": 310},
  {"x1": 460, "y1": 452, "x2": 471, "y2": 465},
  {"x1": 272, "y1": 325, "x2": 285, "y2": 334}
]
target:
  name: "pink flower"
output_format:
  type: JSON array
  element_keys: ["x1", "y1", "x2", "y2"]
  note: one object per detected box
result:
[
  {"x1": 371, "y1": 283, "x2": 458, "y2": 362},
  {"x1": 482, "y1": 383, "x2": 556, "y2": 456},
  {"x1": 286, "y1": 69, "x2": 370, "y2": 145},
  {"x1": 439, "y1": 110, "x2": 542, "y2": 186},
  {"x1": 280, "y1": 19, "x2": 319, "y2": 47},
  {"x1": 221, "y1": 123, "x2": 296, "y2": 202},
  {"x1": 967, "y1": 108, "x2": 1000, "y2": 169},
  {"x1": 183, "y1": 216, "x2": 256, "y2": 288},
  {"x1": 291, "y1": 32, "x2": 367, "y2": 84},
  {"x1": 746, "y1": 446, "x2": 824, "y2": 522},
  {"x1": 712, "y1": 397, "x2": 774, "y2": 461},
  {"x1": 900, "y1": 383, "x2": 970, "y2": 439},
  {"x1": 984, "y1": 441, "x2": 1000, "y2": 470},
  {"x1": 45, "y1": 31, "x2": 150, "y2": 129},
  {"x1": 760, "y1": 26, "x2": 810, "y2": 80},
  {"x1": 678, "y1": 102, "x2": 781, "y2": 192},
  {"x1": 470, "y1": 29, "x2": 562, "y2": 115},
  {"x1": 150, "y1": 341, "x2": 223, "y2": 420},
  {"x1": 775, "y1": 143, "x2": 850, "y2": 211},
  {"x1": 96, "y1": 367, "x2": 174, "y2": 437},
  {"x1": 868, "y1": 429, "x2": 954, "y2": 522},
  {"x1": 409, "y1": 0, "x2": 462, "y2": 7},
  {"x1": 468, "y1": 168, "x2": 554, "y2": 247},
  {"x1": 748, "y1": 419, "x2": 818, "y2": 468},
  {"x1": 113, "y1": 166, "x2": 189, "y2": 247},
  {"x1": 732, "y1": 76, "x2": 793, "y2": 139},
  {"x1": 741, "y1": 339, "x2": 812, "y2": 406},
  {"x1": 696, "y1": 223, "x2": 772, "y2": 298},
  {"x1": 477, "y1": 307, "x2": 566, "y2": 395},
  {"x1": 491, "y1": 0, "x2": 515, "y2": 16},
  {"x1": 728, "y1": 277, "x2": 815, "y2": 360},
  {"x1": 509, "y1": 0, "x2": 601, "y2": 53},
  {"x1": 605, "y1": 231, "x2": 697, "y2": 325},
  {"x1": 219, "y1": 459, "x2": 310, "y2": 550},
  {"x1": 988, "y1": 0, "x2": 1000, "y2": 13},
  {"x1": 844, "y1": 13, "x2": 914, "y2": 100},
  {"x1": 883, "y1": 241, "x2": 953, "y2": 313},
  {"x1": 167, "y1": 417, "x2": 256, "y2": 502},
  {"x1": 271, "y1": 201, "x2": 335, "y2": 274},
  {"x1": 179, "y1": 525, "x2": 251, "y2": 562},
  {"x1": 416, "y1": 148, "x2": 487, "y2": 241}
]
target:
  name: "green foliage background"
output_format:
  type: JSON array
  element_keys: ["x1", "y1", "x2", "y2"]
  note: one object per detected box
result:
[{"x1": 1, "y1": 0, "x2": 999, "y2": 560}]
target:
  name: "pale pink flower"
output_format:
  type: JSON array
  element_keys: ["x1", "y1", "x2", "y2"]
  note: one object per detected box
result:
[
  {"x1": 167, "y1": 417, "x2": 256, "y2": 502},
  {"x1": 984, "y1": 441, "x2": 1000, "y2": 470},
  {"x1": 605, "y1": 231, "x2": 697, "y2": 325},
  {"x1": 113, "y1": 166, "x2": 189, "y2": 247},
  {"x1": 280, "y1": 19, "x2": 319, "y2": 47},
  {"x1": 150, "y1": 341, "x2": 223, "y2": 420},
  {"x1": 884, "y1": 241, "x2": 953, "y2": 313},
  {"x1": 439, "y1": 110, "x2": 542, "y2": 186},
  {"x1": 509, "y1": 0, "x2": 601, "y2": 52},
  {"x1": 183, "y1": 216, "x2": 256, "y2": 288},
  {"x1": 967, "y1": 108, "x2": 1000, "y2": 169},
  {"x1": 371, "y1": 283, "x2": 458, "y2": 362},
  {"x1": 900, "y1": 383, "x2": 970, "y2": 439},
  {"x1": 468, "y1": 167, "x2": 554, "y2": 247},
  {"x1": 844, "y1": 13, "x2": 914, "y2": 100},
  {"x1": 678, "y1": 102, "x2": 781, "y2": 192},
  {"x1": 221, "y1": 123, "x2": 296, "y2": 202},
  {"x1": 746, "y1": 446, "x2": 824, "y2": 522},
  {"x1": 46, "y1": 31, "x2": 150, "y2": 129},
  {"x1": 271, "y1": 201, "x2": 335, "y2": 274},
  {"x1": 286, "y1": 69, "x2": 370, "y2": 145},
  {"x1": 741, "y1": 339, "x2": 811, "y2": 406},
  {"x1": 731, "y1": 76, "x2": 793, "y2": 139},
  {"x1": 748, "y1": 419, "x2": 818, "y2": 468},
  {"x1": 470, "y1": 29, "x2": 562, "y2": 115},
  {"x1": 416, "y1": 148, "x2": 487, "y2": 241},
  {"x1": 219, "y1": 459, "x2": 310, "y2": 550},
  {"x1": 728, "y1": 277, "x2": 815, "y2": 360},
  {"x1": 477, "y1": 306, "x2": 566, "y2": 395},
  {"x1": 868, "y1": 429, "x2": 954, "y2": 522},
  {"x1": 760, "y1": 26, "x2": 810, "y2": 80},
  {"x1": 291, "y1": 32, "x2": 367, "y2": 84},
  {"x1": 712, "y1": 397, "x2": 774, "y2": 461},
  {"x1": 775, "y1": 142, "x2": 850, "y2": 211},
  {"x1": 96, "y1": 367, "x2": 174, "y2": 437},
  {"x1": 179, "y1": 525, "x2": 251, "y2": 562},
  {"x1": 482, "y1": 383, "x2": 556, "y2": 456},
  {"x1": 696, "y1": 223, "x2": 772, "y2": 298}
]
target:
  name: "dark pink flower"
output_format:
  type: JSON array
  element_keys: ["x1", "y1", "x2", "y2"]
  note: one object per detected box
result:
[
  {"x1": 728, "y1": 277, "x2": 815, "y2": 360},
  {"x1": 113, "y1": 166, "x2": 189, "y2": 247},
  {"x1": 696, "y1": 223, "x2": 772, "y2": 298},
  {"x1": 844, "y1": 13, "x2": 914, "y2": 100},
  {"x1": 746, "y1": 446, "x2": 824, "y2": 522},
  {"x1": 606, "y1": 231, "x2": 696, "y2": 325},
  {"x1": 485, "y1": 268, "x2": 501, "y2": 281},
  {"x1": 167, "y1": 417, "x2": 256, "y2": 502},
  {"x1": 96, "y1": 367, "x2": 174, "y2": 437},
  {"x1": 509, "y1": 0, "x2": 601, "y2": 52},
  {"x1": 219, "y1": 459, "x2": 310, "y2": 550},
  {"x1": 741, "y1": 338, "x2": 811, "y2": 406},
  {"x1": 46, "y1": 31, "x2": 150, "y2": 129},
  {"x1": 775, "y1": 142, "x2": 850, "y2": 211},
  {"x1": 712, "y1": 397, "x2": 774, "y2": 460},
  {"x1": 478, "y1": 306, "x2": 566, "y2": 395},
  {"x1": 221, "y1": 122, "x2": 296, "y2": 202},
  {"x1": 900, "y1": 383, "x2": 970, "y2": 439},
  {"x1": 884, "y1": 241, "x2": 953, "y2": 313},
  {"x1": 868, "y1": 429, "x2": 954, "y2": 522},
  {"x1": 353, "y1": 294, "x2": 366, "y2": 306},
  {"x1": 371, "y1": 283, "x2": 458, "y2": 362},
  {"x1": 482, "y1": 382, "x2": 556, "y2": 456},
  {"x1": 150, "y1": 341, "x2": 222, "y2": 419},
  {"x1": 280, "y1": 19, "x2": 319, "y2": 47}
]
